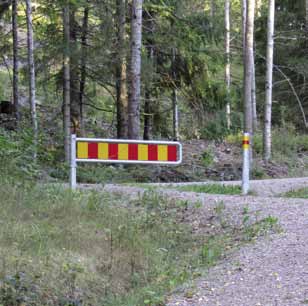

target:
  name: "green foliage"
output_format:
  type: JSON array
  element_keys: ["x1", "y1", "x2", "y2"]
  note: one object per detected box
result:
[
  {"x1": 242, "y1": 208, "x2": 280, "y2": 242},
  {"x1": 283, "y1": 188, "x2": 308, "y2": 199},
  {"x1": 200, "y1": 148, "x2": 214, "y2": 167},
  {"x1": 201, "y1": 111, "x2": 243, "y2": 141},
  {"x1": 176, "y1": 184, "x2": 241, "y2": 195},
  {"x1": 253, "y1": 125, "x2": 308, "y2": 158},
  {"x1": 0, "y1": 128, "x2": 39, "y2": 180}
]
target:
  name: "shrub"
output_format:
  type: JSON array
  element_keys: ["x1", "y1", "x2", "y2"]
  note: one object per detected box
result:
[{"x1": 201, "y1": 111, "x2": 243, "y2": 141}]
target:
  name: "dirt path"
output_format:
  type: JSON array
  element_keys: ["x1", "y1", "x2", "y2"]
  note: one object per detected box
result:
[{"x1": 82, "y1": 177, "x2": 308, "y2": 306}]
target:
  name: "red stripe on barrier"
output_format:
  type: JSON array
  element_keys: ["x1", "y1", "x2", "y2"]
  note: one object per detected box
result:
[
  {"x1": 148, "y1": 144, "x2": 158, "y2": 161},
  {"x1": 109, "y1": 143, "x2": 118, "y2": 160},
  {"x1": 88, "y1": 142, "x2": 98, "y2": 159},
  {"x1": 128, "y1": 144, "x2": 138, "y2": 160},
  {"x1": 242, "y1": 141, "x2": 250, "y2": 145},
  {"x1": 168, "y1": 145, "x2": 177, "y2": 162}
]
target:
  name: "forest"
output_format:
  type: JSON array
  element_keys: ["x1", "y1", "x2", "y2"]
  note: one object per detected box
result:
[
  {"x1": 0, "y1": 0, "x2": 307, "y2": 166},
  {"x1": 1, "y1": 0, "x2": 308, "y2": 305}
]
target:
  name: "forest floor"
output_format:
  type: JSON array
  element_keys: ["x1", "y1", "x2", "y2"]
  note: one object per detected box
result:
[{"x1": 81, "y1": 177, "x2": 308, "y2": 306}]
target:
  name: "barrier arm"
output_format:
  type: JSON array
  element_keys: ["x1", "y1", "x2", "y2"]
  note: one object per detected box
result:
[{"x1": 69, "y1": 135, "x2": 182, "y2": 190}]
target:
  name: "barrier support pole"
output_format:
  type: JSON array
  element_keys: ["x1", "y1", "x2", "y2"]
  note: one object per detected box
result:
[
  {"x1": 242, "y1": 132, "x2": 250, "y2": 195},
  {"x1": 70, "y1": 134, "x2": 77, "y2": 190}
]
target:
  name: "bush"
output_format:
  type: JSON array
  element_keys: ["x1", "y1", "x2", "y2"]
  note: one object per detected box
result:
[
  {"x1": 201, "y1": 111, "x2": 243, "y2": 141},
  {"x1": 253, "y1": 124, "x2": 308, "y2": 158},
  {"x1": 0, "y1": 127, "x2": 39, "y2": 180}
]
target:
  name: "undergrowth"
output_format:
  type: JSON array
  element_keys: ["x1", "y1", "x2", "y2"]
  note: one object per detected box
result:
[
  {"x1": 0, "y1": 181, "x2": 279, "y2": 306},
  {"x1": 283, "y1": 188, "x2": 308, "y2": 199},
  {"x1": 176, "y1": 184, "x2": 241, "y2": 195}
]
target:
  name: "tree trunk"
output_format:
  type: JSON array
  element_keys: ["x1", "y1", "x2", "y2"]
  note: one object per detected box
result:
[
  {"x1": 243, "y1": 0, "x2": 255, "y2": 144},
  {"x1": 172, "y1": 48, "x2": 179, "y2": 141},
  {"x1": 79, "y1": 4, "x2": 89, "y2": 137},
  {"x1": 26, "y1": 0, "x2": 38, "y2": 159},
  {"x1": 116, "y1": 0, "x2": 128, "y2": 139},
  {"x1": 305, "y1": 0, "x2": 308, "y2": 29},
  {"x1": 252, "y1": 50, "x2": 258, "y2": 131},
  {"x1": 143, "y1": 89, "x2": 152, "y2": 140},
  {"x1": 244, "y1": 0, "x2": 258, "y2": 132},
  {"x1": 128, "y1": 0, "x2": 143, "y2": 139},
  {"x1": 143, "y1": 8, "x2": 155, "y2": 140},
  {"x1": 69, "y1": 9, "x2": 80, "y2": 135},
  {"x1": 225, "y1": 0, "x2": 231, "y2": 130},
  {"x1": 12, "y1": 0, "x2": 19, "y2": 122},
  {"x1": 263, "y1": 0, "x2": 275, "y2": 162},
  {"x1": 242, "y1": 0, "x2": 247, "y2": 54},
  {"x1": 210, "y1": 0, "x2": 215, "y2": 29},
  {"x1": 63, "y1": 4, "x2": 71, "y2": 162}
]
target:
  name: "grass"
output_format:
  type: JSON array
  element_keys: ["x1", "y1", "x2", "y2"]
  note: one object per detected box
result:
[
  {"x1": 176, "y1": 184, "x2": 242, "y2": 195},
  {"x1": 0, "y1": 180, "x2": 279, "y2": 306},
  {"x1": 283, "y1": 188, "x2": 308, "y2": 199}
]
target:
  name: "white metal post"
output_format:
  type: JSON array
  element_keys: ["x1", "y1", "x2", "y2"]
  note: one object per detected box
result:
[
  {"x1": 70, "y1": 134, "x2": 77, "y2": 190},
  {"x1": 242, "y1": 132, "x2": 250, "y2": 195}
]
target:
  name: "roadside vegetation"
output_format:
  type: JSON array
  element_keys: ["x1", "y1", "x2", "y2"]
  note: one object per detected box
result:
[
  {"x1": 283, "y1": 188, "x2": 308, "y2": 199},
  {"x1": 175, "y1": 184, "x2": 241, "y2": 195},
  {"x1": 0, "y1": 170, "x2": 279, "y2": 306}
]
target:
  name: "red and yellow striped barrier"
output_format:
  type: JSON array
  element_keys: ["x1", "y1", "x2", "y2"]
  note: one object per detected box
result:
[{"x1": 77, "y1": 141, "x2": 178, "y2": 162}]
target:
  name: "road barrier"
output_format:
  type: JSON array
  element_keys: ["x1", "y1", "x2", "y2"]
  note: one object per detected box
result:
[{"x1": 70, "y1": 135, "x2": 182, "y2": 189}]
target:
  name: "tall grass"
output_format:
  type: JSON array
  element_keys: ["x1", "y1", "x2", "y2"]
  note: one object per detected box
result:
[
  {"x1": 0, "y1": 183, "x2": 208, "y2": 305},
  {"x1": 0, "y1": 181, "x2": 279, "y2": 306}
]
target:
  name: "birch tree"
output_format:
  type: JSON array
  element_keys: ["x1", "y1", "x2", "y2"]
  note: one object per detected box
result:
[
  {"x1": 12, "y1": 0, "x2": 19, "y2": 121},
  {"x1": 128, "y1": 0, "x2": 143, "y2": 139},
  {"x1": 116, "y1": 0, "x2": 128, "y2": 139},
  {"x1": 242, "y1": 0, "x2": 247, "y2": 53},
  {"x1": 26, "y1": 0, "x2": 38, "y2": 158},
  {"x1": 172, "y1": 48, "x2": 179, "y2": 140},
  {"x1": 225, "y1": 0, "x2": 231, "y2": 129},
  {"x1": 63, "y1": 3, "x2": 71, "y2": 162},
  {"x1": 263, "y1": 0, "x2": 275, "y2": 162},
  {"x1": 243, "y1": 0, "x2": 255, "y2": 143}
]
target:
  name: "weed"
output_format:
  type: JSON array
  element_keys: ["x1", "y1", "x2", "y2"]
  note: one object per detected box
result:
[
  {"x1": 283, "y1": 188, "x2": 308, "y2": 199},
  {"x1": 177, "y1": 184, "x2": 241, "y2": 195},
  {"x1": 200, "y1": 149, "x2": 215, "y2": 167}
]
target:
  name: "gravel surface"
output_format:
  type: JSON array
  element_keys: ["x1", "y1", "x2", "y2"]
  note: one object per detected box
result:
[
  {"x1": 165, "y1": 194, "x2": 308, "y2": 306},
  {"x1": 146, "y1": 177, "x2": 308, "y2": 197},
  {"x1": 81, "y1": 177, "x2": 308, "y2": 306}
]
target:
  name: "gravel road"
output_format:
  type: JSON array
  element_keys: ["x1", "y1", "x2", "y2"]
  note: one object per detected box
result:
[
  {"x1": 98, "y1": 177, "x2": 308, "y2": 306},
  {"x1": 146, "y1": 177, "x2": 308, "y2": 197}
]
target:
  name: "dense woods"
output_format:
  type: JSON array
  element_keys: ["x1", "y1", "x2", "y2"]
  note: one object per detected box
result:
[{"x1": 0, "y1": 0, "x2": 308, "y2": 164}]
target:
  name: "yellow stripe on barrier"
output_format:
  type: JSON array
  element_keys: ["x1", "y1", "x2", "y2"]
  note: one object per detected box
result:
[
  {"x1": 98, "y1": 143, "x2": 108, "y2": 159},
  {"x1": 158, "y1": 145, "x2": 168, "y2": 161},
  {"x1": 243, "y1": 144, "x2": 250, "y2": 150},
  {"x1": 118, "y1": 143, "x2": 129, "y2": 160},
  {"x1": 138, "y1": 144, "x2": 148, "y2": 161},
  {"x1": 77, "y1": 142, "x2": 88, "y2": 159}
]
